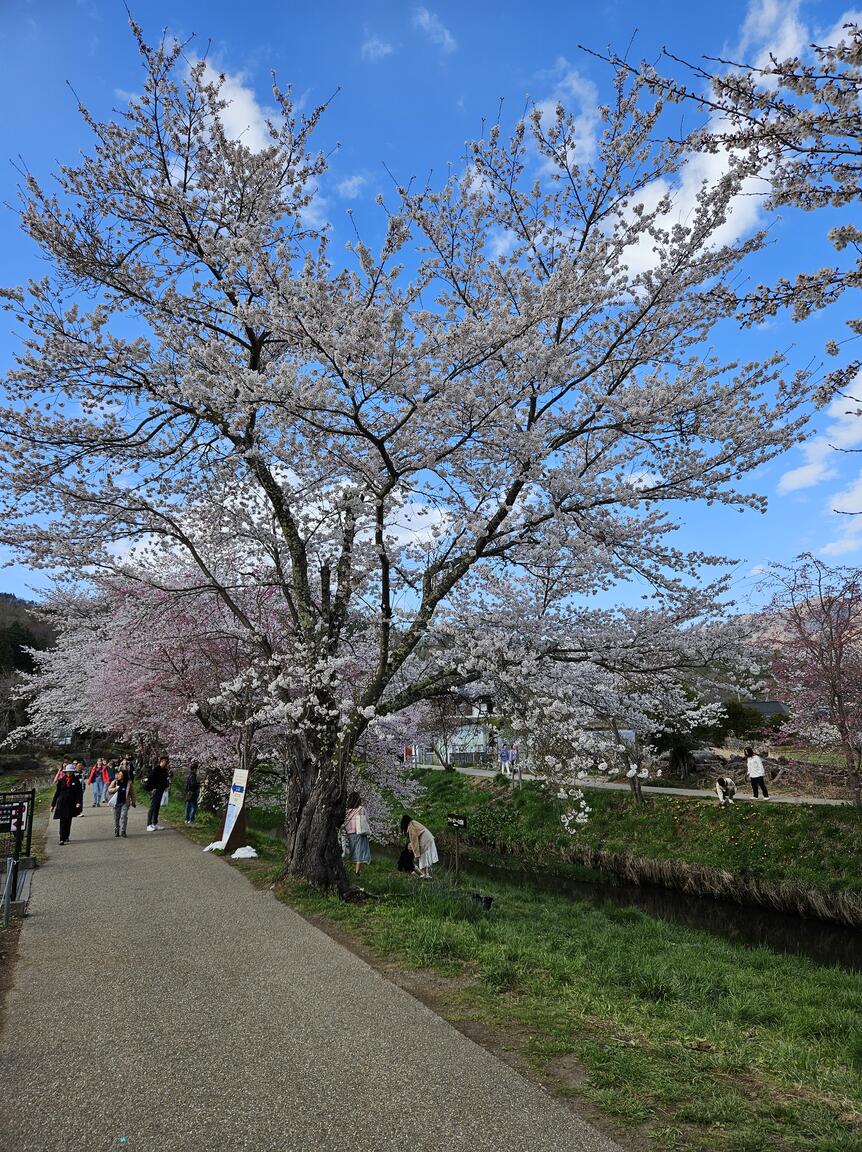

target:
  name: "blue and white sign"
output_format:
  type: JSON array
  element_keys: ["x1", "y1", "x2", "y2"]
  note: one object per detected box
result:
[{"x1": 221, "y1": 768, "x2": 248, "y2": 846}]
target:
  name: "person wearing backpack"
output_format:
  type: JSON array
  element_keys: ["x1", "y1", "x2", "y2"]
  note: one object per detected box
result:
[
  {"x1": 145, "y1": 755, "x2": 170, "y2": 831},
  {"x1": 183, "y1": 764, "x2": 200, "y2": 824}
]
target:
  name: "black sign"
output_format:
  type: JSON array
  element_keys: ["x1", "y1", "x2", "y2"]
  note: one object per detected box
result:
[
  {"x1": 447, "y1": 812, "x2": 467, "y2": 829},
  {"x1": 0, "y1": 801, "x2": 24, "y2": 834}
]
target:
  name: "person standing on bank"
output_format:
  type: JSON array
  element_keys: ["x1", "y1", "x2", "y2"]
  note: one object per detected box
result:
[
  {"x1": 343, "y1": 792, "x2": 372, "y2": 876},
  {"x1": 400, "y1": 814, "x2": 438, "y2": 878},
  {"x1": 51, "y1": 764, "x2": 83, "y2": 845},
  {"x1": 108, "y1": 766, "x2": 135, "y2": 837},
  {"x1": 745, "y1": 747, "x2": 769, "y2": 799},
  {"x1": 183, "y1": 763, "x2": 200, "y2": 824},
  {"x1": 146, "y1": 755, "x2": 170, "y2": 831}
]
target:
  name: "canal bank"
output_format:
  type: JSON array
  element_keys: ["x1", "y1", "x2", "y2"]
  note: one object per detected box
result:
[{"x1": 404, "y1": 771, "x2": 862, "y2": 927}]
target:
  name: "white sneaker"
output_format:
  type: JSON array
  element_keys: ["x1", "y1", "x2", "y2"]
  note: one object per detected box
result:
[
  {"x1": 154, "y1": 823, "x2": 164, "y2": 830},
  {"x1": 146, "y1": 824, "x2": 156, "y2": 832}
]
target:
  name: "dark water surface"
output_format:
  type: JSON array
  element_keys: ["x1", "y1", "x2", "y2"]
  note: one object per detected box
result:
[{"x1": 440, "y1": 851, "x2": 862, "y2": 973}]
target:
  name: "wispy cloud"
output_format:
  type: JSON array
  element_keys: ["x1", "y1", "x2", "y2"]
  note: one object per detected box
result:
[
  {"x1": 533, "y1": 57, "x2": 600, "y2": 166},
  {"x1": 336, "y1": 174, "x2": 367, "y2": 200},
  {"x1": 778, "y1": 393, "x2": 862, "y2": 494},
  {"x1": 361, "y1": 35, "x2": 395, "y2": 62},
  {"x1": 412, "y1": 7, "x2": 457, "y2": 54},
  {"x1": 737, "y1": 0, "x2": 806, "y2": 68}
]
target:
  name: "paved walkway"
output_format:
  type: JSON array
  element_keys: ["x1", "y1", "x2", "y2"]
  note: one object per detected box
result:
[
  {"x1": 440, "y1": 765, "x2": 847, "y2": 805},
  {"x1": 0, "y1": 806, "x2": 621, "y2": 1152}
]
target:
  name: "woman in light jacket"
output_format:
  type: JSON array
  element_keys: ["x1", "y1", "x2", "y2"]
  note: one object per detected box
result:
[
  {"x1": 343, "y1": 791, "x2": 372, "y2": 876},
  {"x1": 400, "y1": 814, "x2": 438, "y2": 878}
]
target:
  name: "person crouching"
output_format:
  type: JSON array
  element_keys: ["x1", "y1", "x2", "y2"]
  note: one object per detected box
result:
[
  {"x1": 400, "y1": 814, "x2": 438, "y2": 878},
  {"x1": 715, "y1": 776, "x2": 737, "y2": 807}
]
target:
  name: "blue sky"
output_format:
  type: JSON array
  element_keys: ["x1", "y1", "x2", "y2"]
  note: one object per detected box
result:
[{"x1": 1, "y1": 0, "x2": 860, "y2": 608}]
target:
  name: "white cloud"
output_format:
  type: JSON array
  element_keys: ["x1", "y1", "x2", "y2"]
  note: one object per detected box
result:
[
  {"x1": 198, "y1": 61, "x2": 276, "y2": 153},
  {"x1": 361, "y1": 35, "x2": 394, "y2": 62},
  {"x1": 412, "y1": 7, "x2": 457, "y2": 54},
  {"x1": 738, "y1": 0, "x2": 806, "y2": 68},
  {"x1": 337, "y1": 174, "x2": 367, "y2": 200},
  {"x1": 488, "y1": 227, "x2": 517, "y2": 260},
  {"x1": 778, "y1": 393, "x2": 862, "y2": 493},
  {"x1": 821, "y1": 483, "x2": 862, "y2": 555},
  {"x1": 534, "y1": 58, "x2": 600, "y2": 166}
]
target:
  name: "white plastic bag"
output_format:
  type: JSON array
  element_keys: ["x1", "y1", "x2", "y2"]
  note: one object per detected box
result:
[
  {"x1": 107, "y1": 792, "x2": 117, "y2": 808},
  {"x1": 160, "y1": 789, "x2": 170, "y2": 807}
]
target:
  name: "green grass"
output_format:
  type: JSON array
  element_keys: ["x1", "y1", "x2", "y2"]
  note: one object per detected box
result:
[
  {"x1": 405, "y1": 771, "x2": 862, "y2": 894},
  {"x1": 161, "y1": 784, "x2": 862, "y2": 1152},
  {"x1": 274, "y1": 859, "x2": 862, "y2": 1152}
]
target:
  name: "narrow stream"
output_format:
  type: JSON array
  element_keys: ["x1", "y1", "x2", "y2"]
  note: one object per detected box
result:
[{"x1": 442, "y1": 851, "x2": 862, "y2": 972}]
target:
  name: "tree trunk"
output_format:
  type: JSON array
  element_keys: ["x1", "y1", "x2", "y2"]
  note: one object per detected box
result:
[
  {"x1": 628, "y1": 772, "x2": 645, "y2": 805},
  {"x1": 284, "y1": 769, "x2": 348, "y2": 894},
  {"x1": 846, "y1": 745, "x2": 862, "y2": 806}
]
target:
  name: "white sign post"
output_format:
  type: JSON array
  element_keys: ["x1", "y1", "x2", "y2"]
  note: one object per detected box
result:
[{"x1": 221, "y1": 768, "x2": 249, "y2": 851}]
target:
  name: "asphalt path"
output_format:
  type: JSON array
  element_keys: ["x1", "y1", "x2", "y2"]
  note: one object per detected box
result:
[
  {"x1": 0, "y1": 804, "x2": 621, "y2": 1152},
  {"x1": 439, "y1": 765, "x2": 847, "y2": 804}
]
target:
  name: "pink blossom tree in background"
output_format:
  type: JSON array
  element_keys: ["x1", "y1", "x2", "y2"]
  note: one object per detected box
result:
[
  {"x1": 764, "y1": 555, "x2": 862, "y2": 805},
  {"x1": 0, "y1": 24, "x2": 821, "y2": 889}
]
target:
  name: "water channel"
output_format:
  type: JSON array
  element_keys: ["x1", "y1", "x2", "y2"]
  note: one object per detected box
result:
[{"x1": 442, "y1": 850, "x2": 862, "y2": 973}]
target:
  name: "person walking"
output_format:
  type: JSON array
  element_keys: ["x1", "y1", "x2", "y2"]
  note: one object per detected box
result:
[
  {"x1": 343, "y1": 792, "x2": 372, "y2": 876},
  {"x1": 145, "y1": 755, "x2": 170, "y2": 831},
  {"x1": 107, "y1": 766, "x2": 136, "y2": 837},
  {"x1": 745, "y1": 746, "x2": 770, "y2": 799},
  {"x1": 53, "y1": 757, "x2": 72, "y2": 784},
  {"x1": 400, "y1": 814, "x2": 438, "y2": 878},
  {"x1": 715, "y1": 776, "x2": 737, "y2": 806},
  {"x1": 183, "y1": 764, "x2": 200, "y2": 824},
  {"x1": 50, "y1": 765, "x2": 83, "y2": 845},
  {"x1": 88, "y1": 759, "x2": 110, "y2": 807},
  {"x1": 74, "y1": 761, "x2": 88, "y2": 814}
]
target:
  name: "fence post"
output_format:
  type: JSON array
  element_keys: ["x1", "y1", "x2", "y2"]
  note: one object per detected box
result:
[
  {"x1": 2, "y1": 857, "x2": 13, "y2": 929},
  {"x1": 25, "y1": 788, "x2": 35, "y2": 857}
]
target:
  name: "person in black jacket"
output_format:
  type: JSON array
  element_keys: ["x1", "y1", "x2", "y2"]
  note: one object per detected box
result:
[
  {"x1": 51, "y1": 765, "x2": 83, "y2": 845},
  {"x1": 146, "y1": 755, "x2": 170, "y2": 832},
  {"x1": 183, "y1": 764, "x2": 200, "y2": 824}
]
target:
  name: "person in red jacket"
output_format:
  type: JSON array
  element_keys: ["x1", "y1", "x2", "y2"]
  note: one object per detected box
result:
[{"x1": 87, "y1": 759, "x2": 111, "y2": 807}]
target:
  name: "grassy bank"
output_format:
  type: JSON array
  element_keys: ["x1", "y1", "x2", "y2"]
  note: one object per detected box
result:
[
  {"x1": 395, "y1": 773, "x2": 862, "y2": 924},
  {"x1": 162, "y1": 795, "x2": 862, "y2": 1152},
  {"x1": 276, "y1": 864, "x2": 861, "y2": 1152}
]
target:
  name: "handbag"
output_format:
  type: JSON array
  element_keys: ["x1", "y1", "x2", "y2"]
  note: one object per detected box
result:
[{"x1": 107, "y1": 793, "x2": 118, "y2": 808}]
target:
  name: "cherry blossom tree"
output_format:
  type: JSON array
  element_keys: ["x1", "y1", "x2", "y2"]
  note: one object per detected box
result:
[
  {"x1": 0, "y1": 25, "x2": 819, "y2": 889},
  {"x1": 603, "y1": 22, "x2": 861, "y2": 380},
  {"x1": 763, "y1": 555, "x2": 862, "y2": 805}
]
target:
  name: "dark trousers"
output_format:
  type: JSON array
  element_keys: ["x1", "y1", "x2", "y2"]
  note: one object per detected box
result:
[
  {"x1": 58, "y1": 815, "x2": 72, "y2": 842},
  {"x1": 751, "y1": 776, "x2": 769, "y2": 797},
  {"x1": 147, "y1": 790, "x2": 162, "y2": 826}
]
